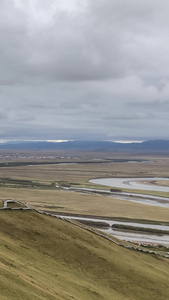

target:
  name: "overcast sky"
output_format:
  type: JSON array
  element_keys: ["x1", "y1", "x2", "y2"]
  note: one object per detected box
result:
[{"x1": 0, "y1": 0, "x2": 169, "y2": 142}]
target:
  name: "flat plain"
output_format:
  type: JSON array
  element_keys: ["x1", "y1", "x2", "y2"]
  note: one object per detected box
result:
[{"x1": 0, "y1": 151, "x2": 169, "y2": 222}]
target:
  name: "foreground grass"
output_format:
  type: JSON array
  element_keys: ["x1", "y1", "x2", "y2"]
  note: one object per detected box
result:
[{"x1": 0, "y1": 210, "x2": 169, "y2": 300}]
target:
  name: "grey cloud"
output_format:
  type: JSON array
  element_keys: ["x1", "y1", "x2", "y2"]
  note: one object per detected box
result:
[
  {"x1": 0, "y1": 0, "x2": 169, "y2": 141},
  {"x1": 0, "y1": 0, "x2": 168, "y2": 84}
]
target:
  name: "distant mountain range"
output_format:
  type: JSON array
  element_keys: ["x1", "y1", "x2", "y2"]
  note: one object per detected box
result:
[{"x1": 0, "y1": 140, "x2": 169, "y2": 152}]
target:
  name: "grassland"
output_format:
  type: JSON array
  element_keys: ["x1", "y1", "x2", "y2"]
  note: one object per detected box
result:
[
  {"x1": 0, "y1": 187, "x2": 169, "y2": 222},
  {"x1": 0, "y1": 155, "x2": 169, "y2": 191},
  {"x1": 0, "y1": 209, "x2": 169, "y2": 300},
  {"x1": 0, "y1": 154, "x2": 169, "y2": 183},
  {"x1": 0, "y1": 154, "x2": 169, "y2": 223}
]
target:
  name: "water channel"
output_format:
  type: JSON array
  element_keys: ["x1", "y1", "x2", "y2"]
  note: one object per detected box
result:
[
  {"x1": 89, "y1": 177, "x2": 169, "y2": 192},
  {"x1": 70, "y1": 186, "x2": 169, "y2": 208},
  {"x1": 72, "y1": 177, "x2": 169, "y2": 245},
  {"x1": 56, "y1": 215, "x2": 169, "y2": 246}
]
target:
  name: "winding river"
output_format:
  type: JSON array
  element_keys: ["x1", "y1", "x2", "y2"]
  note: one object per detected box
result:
[
  {"x1": 87, "y1": 177, "x2": 169, "y2": 245},
  {"x1": 57, "y1": 215, "x2": 169, "y2": 246},
  {"x1": 56, "y1": 178, "x2": 169, "y2": 245},
  {"x1": 89, "y1": 177, "x2": 169, "y2": 192}
]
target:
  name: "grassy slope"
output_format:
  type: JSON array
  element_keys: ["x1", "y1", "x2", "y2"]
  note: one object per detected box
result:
[{"x1": 0, "y1": 211, "x2": 169, "y2": 300}]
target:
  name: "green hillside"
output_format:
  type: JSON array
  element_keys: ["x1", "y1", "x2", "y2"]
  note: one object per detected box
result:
[{"x1": 0, "y1": 210, "x2": 169, "y2": 300}]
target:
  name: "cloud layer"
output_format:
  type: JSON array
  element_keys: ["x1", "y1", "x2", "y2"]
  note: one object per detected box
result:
[{"x1": 0, "y1": 0, "x2": 169, "y2": 141}]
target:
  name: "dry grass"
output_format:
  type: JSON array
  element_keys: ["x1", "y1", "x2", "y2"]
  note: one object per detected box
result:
[
  {"x1": 0, "y1": 187, "x2": 169, "y2": 222},
  {"x1": 154, "y1": 180, "x2": 169, "y2": 187},
  {"x1": 0, "y1": 155, "x2": 169, "y2": 184},
  {"x1": 0, "y1": 210, "x2": 169, "y2": 300}
]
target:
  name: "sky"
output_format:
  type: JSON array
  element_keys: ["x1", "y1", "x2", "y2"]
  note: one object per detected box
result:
[{"x1": 0, "y1": 0, "x2": 169, "y2": 142}]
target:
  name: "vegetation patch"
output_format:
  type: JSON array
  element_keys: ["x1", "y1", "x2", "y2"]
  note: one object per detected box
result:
[
  {"x1": 0, "y1": 177, "x2": 57, "y2": 190},
  {"x1": 110, "y1": 188, "x2": 122, "y2": 192},
  {"x1": 112, "y1": 224, "x2": 169, "y2": 235},
  {"x1": 6, "y1": 201, "x2": 25, "y2": 208},
  {"x1": 76, "y1": 220, "x2": 110, "y2": 228},
  {"x1": 43, "y1": 205, "x2": 65, "y2": 209}
]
